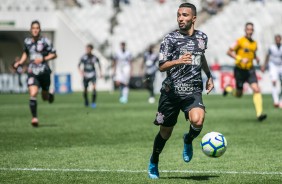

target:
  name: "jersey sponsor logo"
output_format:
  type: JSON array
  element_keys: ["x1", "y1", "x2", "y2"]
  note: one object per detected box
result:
[
  {"x1": 174, "y1": 83, "x2": 194, "y2": 95},
  {"x1": 193, "y1": 51, "x2": 203, "y2": 55}
]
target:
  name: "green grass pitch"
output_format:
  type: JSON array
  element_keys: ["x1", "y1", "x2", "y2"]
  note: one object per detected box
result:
[{"x1": 0, "y1": 90, "x2": 281, "y2": 183}]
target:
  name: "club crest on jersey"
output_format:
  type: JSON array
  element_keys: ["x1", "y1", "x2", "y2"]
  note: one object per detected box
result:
[{"x1": 197, "y1": 39, "x2": 205, "y2": 50}]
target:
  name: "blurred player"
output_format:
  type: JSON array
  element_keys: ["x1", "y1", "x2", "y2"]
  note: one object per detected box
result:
[
  {"x1": 148, "y1": 3, "x2": 214, "y2": 179},
  {"x1": 112, "y1": 42, "x2": 133, "y2": 104},
  {"x1": 141, "y1": 45, "x2": 158, "y2": 103},
  {"x1": 78, "y1": 44, "x2": 102, "y2": 108},
  {"x1": 224, "y1": 22, "x2": 267, "y2": 121},
  {"x1": 14, "y1": 20, "x2": 57, "y2": 127},
  {"x1": 261, "y1": 34, "x2": 282, "y2": 108}
]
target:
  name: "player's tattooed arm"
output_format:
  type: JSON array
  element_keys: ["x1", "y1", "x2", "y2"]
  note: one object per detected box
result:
[
  {"x1": 201, "y1": 55, "x2": 214, "y2": 94},
  {"x1": 159, "y1": 53, "x2": 192, "y2": 72}
]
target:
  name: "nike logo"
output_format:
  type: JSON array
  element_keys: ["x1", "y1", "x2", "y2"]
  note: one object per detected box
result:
[{"x1": 199, "y1": 102, "x2": 204, "y2": 106}]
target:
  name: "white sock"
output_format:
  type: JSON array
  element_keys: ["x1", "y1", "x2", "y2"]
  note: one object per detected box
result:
[
  {"x1": 272, "y1": 85, "x2": 279, "y2": 105},
  {"x1": 122, "y1": 86, "x2": 129, "y2": 99}
]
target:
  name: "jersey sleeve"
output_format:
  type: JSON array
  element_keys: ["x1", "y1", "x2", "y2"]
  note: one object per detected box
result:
[
  {"x1": 96, "y1": 56, "x2": 100, "y2": 64},
  {"x1": 78, "y1": 57, "x2": 83, "y2": 67},
  {"x1": 44, "y1": 37, "x2": 56, "y2": 54},
  {"x1": 268, "y1": 47, "x2": 272, "y2": 55},
  {"x1": 159, "y1": 35, "x2": 174, "y2": 66}
]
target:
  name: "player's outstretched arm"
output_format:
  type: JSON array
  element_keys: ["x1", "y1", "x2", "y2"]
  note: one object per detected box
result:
[
  {"x1": 159, "y1": 53, "x2": 192, "y2": 72},
  {"x1": 201, "y1": 55, "x2": 214, "y2": 94},
  {"x1": 14, "y1": 52, "x2": 27, "y2": 68}
]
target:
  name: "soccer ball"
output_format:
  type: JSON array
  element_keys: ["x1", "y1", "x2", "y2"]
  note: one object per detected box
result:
[{"x1": 201, "y1": 132, "x2": 227, "y2": 158}]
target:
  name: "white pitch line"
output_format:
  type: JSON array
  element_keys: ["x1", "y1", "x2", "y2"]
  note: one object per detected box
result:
[{"x1": 0, "y1": 168, "x2": 281, "y2": 175}]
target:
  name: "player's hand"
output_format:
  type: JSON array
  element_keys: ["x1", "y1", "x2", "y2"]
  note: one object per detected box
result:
[
  {"x1": 34, "y1": 58, "x2": 43, "y2": 65},
  {"x1": 14, "y1": 62, "x2": 20, "y2": 69},
  {"x1": 206, "y1": 77, "x2": 214, "y2": 95},
  {"x1": 179, "y1": 53, "x2": 192, "y2": 64},
  {"x1": 241, "y1": 58, "x2": 248, "y2": 64}
]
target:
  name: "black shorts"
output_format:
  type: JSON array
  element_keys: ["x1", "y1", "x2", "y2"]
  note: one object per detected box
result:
[
  {"x1": 27, "y1": 73, "x2": 50, "y2": 91},
  {"x1": 83, "y1": 77, "x2": 96, "y2": 88},
  {"x1": 234, "y1": 67, "x2": 258, "y2": 90},
  {"x1": 154, "y1": 92, "x2": 205, "y2": 127}
]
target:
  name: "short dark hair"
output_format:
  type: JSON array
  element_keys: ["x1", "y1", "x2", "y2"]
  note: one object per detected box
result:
[
  {"x1": 87, "y1": 44, "x2": 94, "y2": 49},
  {"x1": 31, "y1": 20, "x2": 41, "y2": 28},
  {"x1": 275, "y1": 34, "x2": 281, "y2": 39},
  {"x1": 179, "y1": 3, "x2": 197, "y2": 16},
  {"x1": 245, "y1": 22, "x2": 254, "y2": 28}
]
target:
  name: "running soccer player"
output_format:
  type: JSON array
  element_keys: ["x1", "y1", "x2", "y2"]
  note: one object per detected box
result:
[
  {"x1": 141, "y1": 45, "x2": 158, "y2": 103},
  {"x1": 224, "y1": 22, "x2": 267, "y2": 121},
  {"x1": 148, "y1": 3, "x2": 214, "y2": 179},
  {"x1": 78, "y1": 44, "x2": 102, "y2": 108},
  {"x1": 112, "y1": 42, "x2": 133, "y2": 104},
  {"x1": 261, "y1": 34, "x2": 282, "y2": 108},
  {"x1": 14, "y1": 20, "x2": 57, "y2": 127}
]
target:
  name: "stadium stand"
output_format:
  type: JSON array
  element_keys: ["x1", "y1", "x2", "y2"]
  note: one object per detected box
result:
[
  {"x1": 199, "y1": 0, "x2": 282, "y2": 66},
  {"x1": 1, "y1": 0, "x2": 281, "y2": 92},
  {"x1": 0, "y1": 0, "x2": 55, "y2": 11}
]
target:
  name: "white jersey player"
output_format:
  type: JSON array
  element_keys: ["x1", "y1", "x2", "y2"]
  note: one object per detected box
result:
[
  {"x1": 262, "y1": 34, "x2": 282, "y2": 108},
  {"x1": 113, "y1": 42, "x2": 133, "y2": 103}
]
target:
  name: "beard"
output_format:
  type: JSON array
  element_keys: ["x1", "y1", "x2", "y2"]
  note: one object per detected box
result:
[{"x1": 179, "y1": 21, "x2": 193, "y2": 31}]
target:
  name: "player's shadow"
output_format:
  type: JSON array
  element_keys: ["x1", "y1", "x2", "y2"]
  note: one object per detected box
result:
[
  {"x1": 39, "y1": 124, "x2": 58, "y2": 128},
  {"x1": 164, "y1": 175, "x2": 219, "y2": 181}
]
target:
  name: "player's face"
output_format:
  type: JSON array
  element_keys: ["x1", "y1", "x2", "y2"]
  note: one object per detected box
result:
[
  {"x1": 86, "y1": 46, "x2": 92, "y2": 54},
  {"x1": 245, "y1": 25, "x2": 254, "y2": 38},
  {"x1": 177, "y1": 7, "x2": 196, "y2": 31},
  {"x1": 275, "y1": 35, "x2": 281, "y2": 44},
  {"x1": 30, "y1": 23, "x2": 41, "y2": 38}
]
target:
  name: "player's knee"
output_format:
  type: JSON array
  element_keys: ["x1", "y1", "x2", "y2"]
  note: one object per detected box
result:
[
  {"x1": 190, "y1": 117, "x2": 204, "y2": 127},
  {"x1": 29, "y1": 91, "x2": 38, "y2": 97},
  {"x1": 160, "y1": 126, "x2": 173, "y2": 140},
  {"x1": 253, "y1": 88, "x2": 260, "y2": 93},
  {"x1": 41, "y1": 91, "x2": 49, "y2": 101}
]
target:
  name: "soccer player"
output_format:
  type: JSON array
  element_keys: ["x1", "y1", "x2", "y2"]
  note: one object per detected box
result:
[
  {"x1": 261, "y1": 34, "x2": 282, "y2": 108},
  {"x1": 224, "y1": 22, "x2": 267, "y2": 121},
  {"x1": 14, "y1": 20, "x2": 57, "y2": 127},
  {"x1": 78, "y1": 44, "x2": 102, "y2": 108},
  {"x1": 112, "y1": 42, "x2": 133, "y2": 104},
  {"x1": 141, "y1": 45, "x2": 158, "y2": 103},
  {"x1": 148, "y1": 3, "x2": 214, "y2": 179}
]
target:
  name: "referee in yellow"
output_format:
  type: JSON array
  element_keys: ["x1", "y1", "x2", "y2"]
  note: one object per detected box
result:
[{"x1": 225, "y1": 22, "x2": 267, "y2": 121}]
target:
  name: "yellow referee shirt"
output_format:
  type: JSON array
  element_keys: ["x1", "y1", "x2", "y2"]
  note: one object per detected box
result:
[{"x1": 232, "y1": 36, "x2": 257, "y2": 70}]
